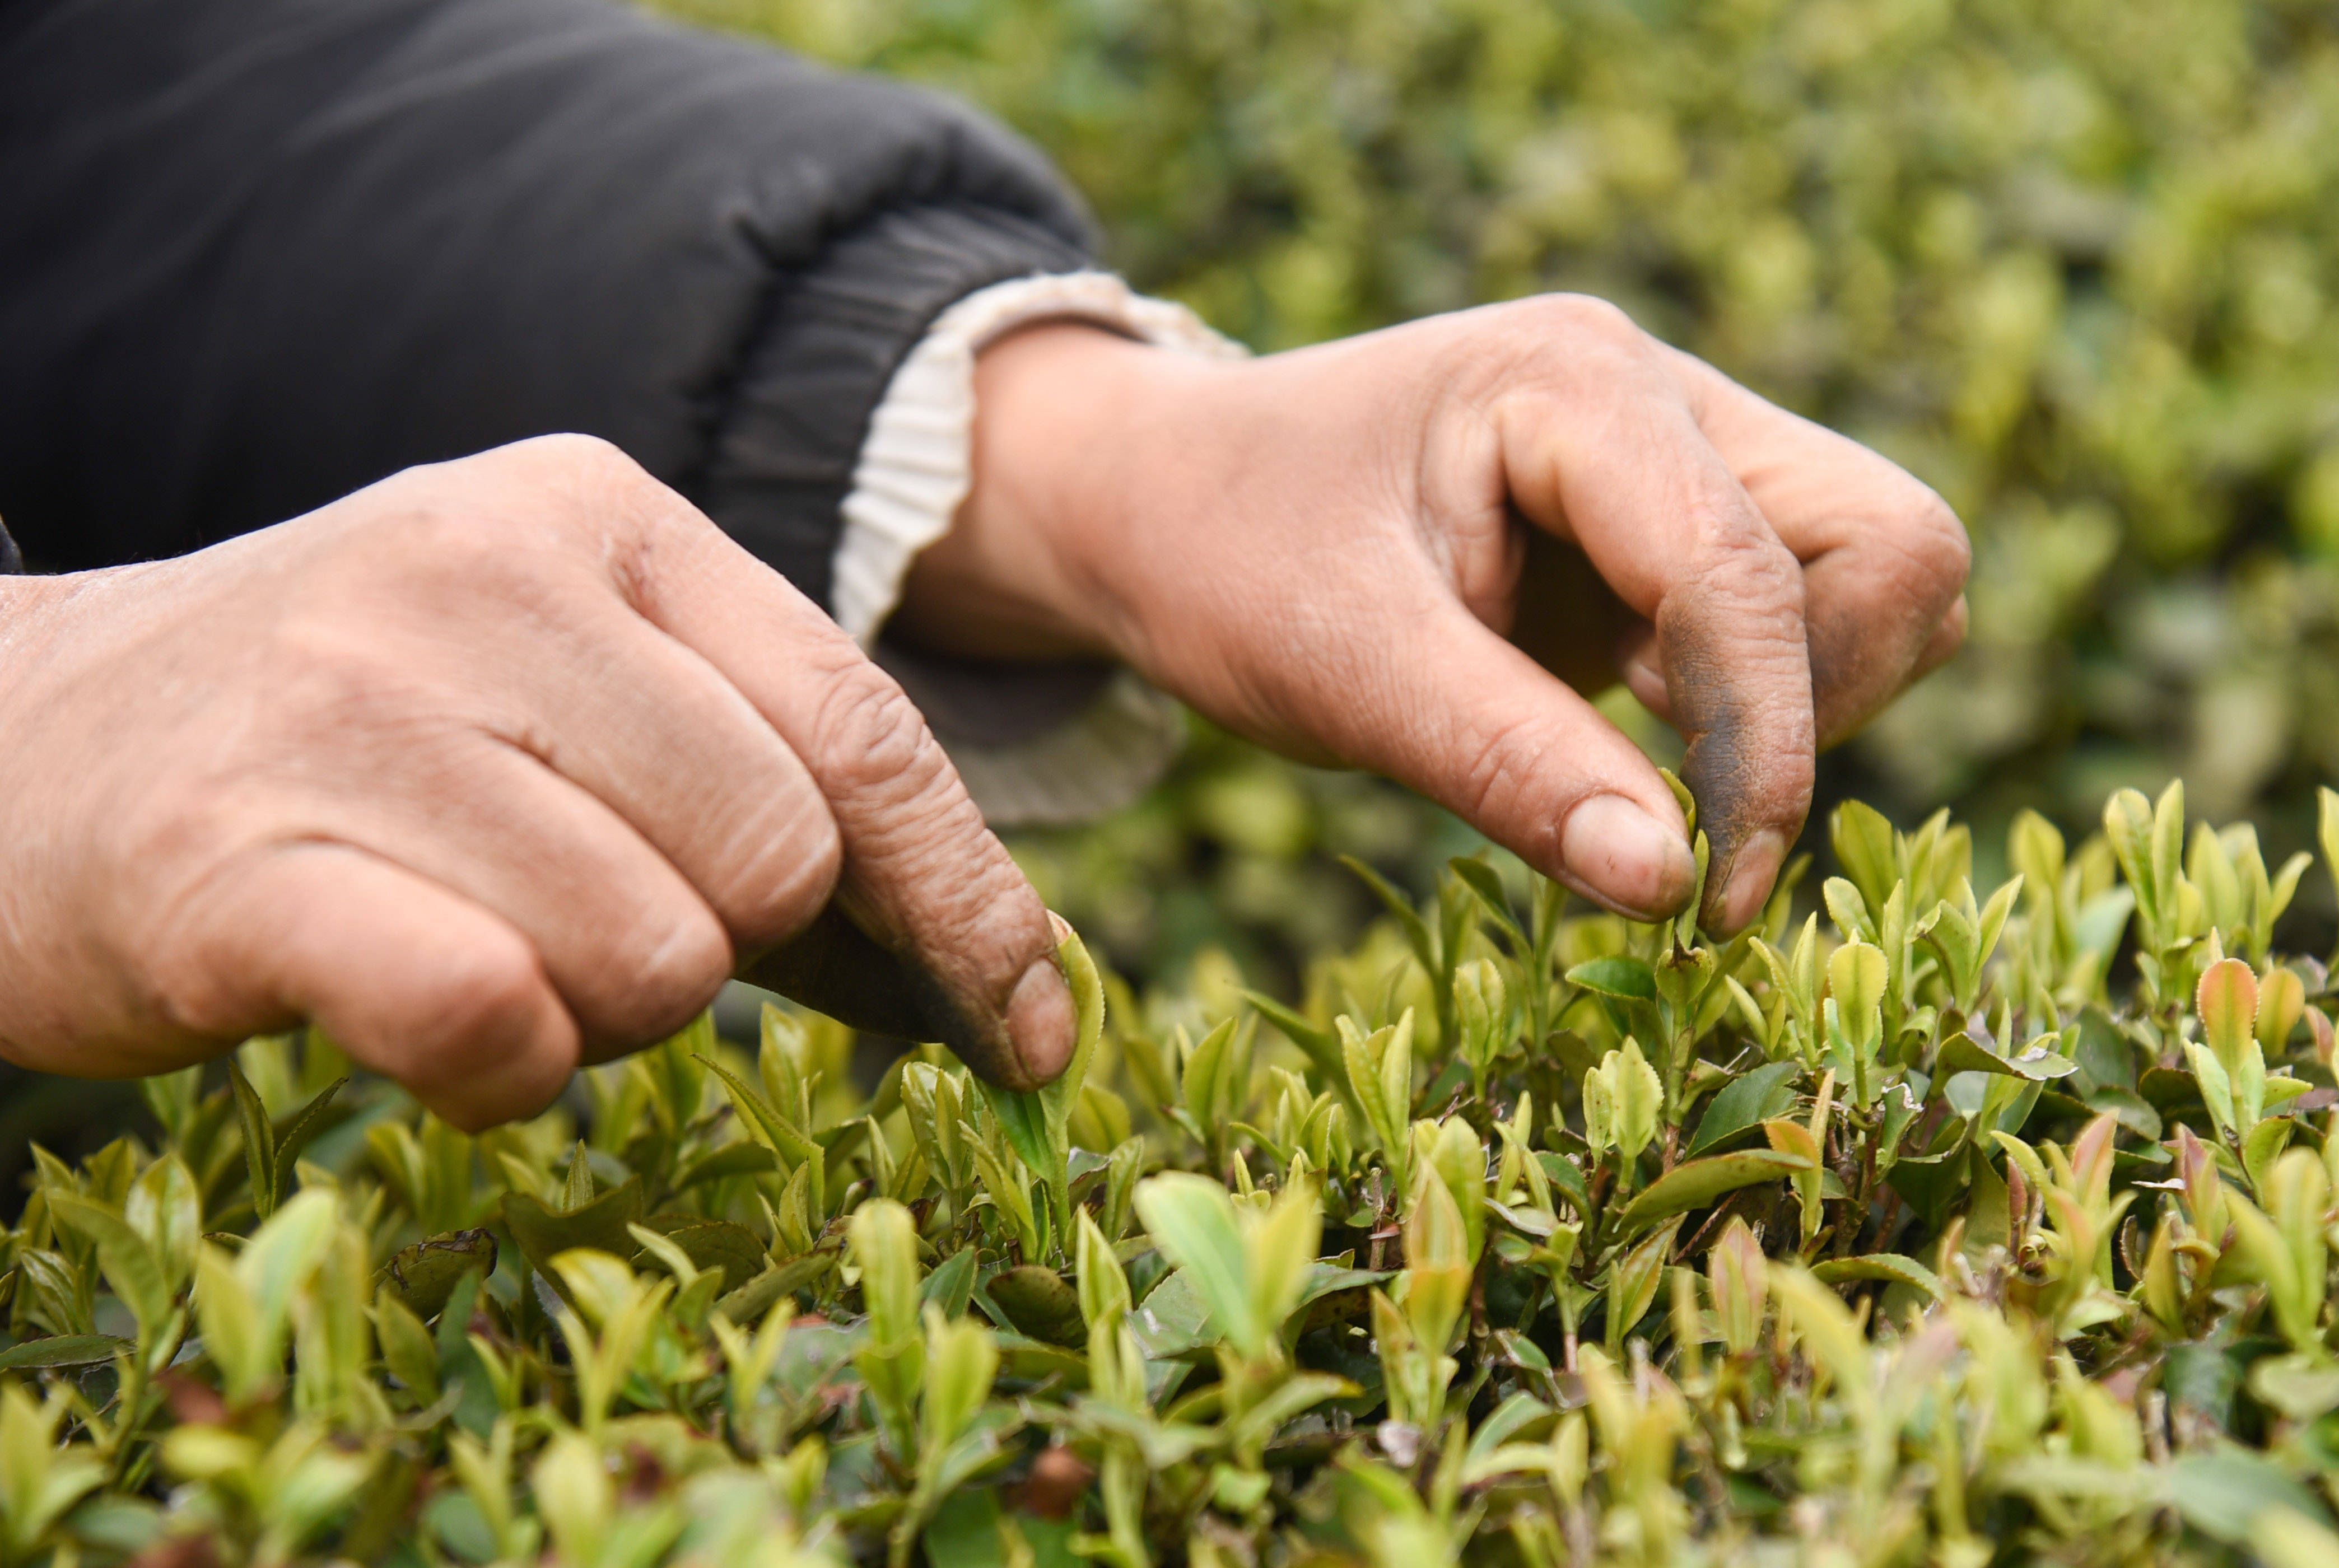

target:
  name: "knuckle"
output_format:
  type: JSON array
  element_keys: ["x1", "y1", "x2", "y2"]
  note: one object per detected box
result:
[
  {"x1": 712, "y1": 796, "x2": 844, "y2": 943},
  {"x1": 811, "y1": 659, "x2": 950, "y2": 804},
  {"x1": 1449, "y1": 711, "x2": 1558, "y2": 848},
  {"x1": 1940, "y1": 593, "x2": 1971, "y2": 647},
  {"x1": 530, "y1": 431, "x2": 636, "y2": 473},
  {"x1": 1899, "y1": 491, "x2": 1973, "y2": 599},
  {"x1": 1463, "y1": 293, "x2": 1653, "y2": 402},
  {"x1": 1694, "y1": 510, "x2": 1807, "y2": 615},
  {"x1": 402, "y1": 930, "x2": 552, "y2": 1078},
  {"x1": 1522, "y1": 292, "x2": 1642, "y2": 347},
  {"x1": 487, "y1": 432, "x2": 651, "y2": 500},
  {"x1": 569, "y1": 900, "x2": 731, "y2": 1048},
  {"x1": 370, "y1": 494, "x2": 517, "y2": 573}
]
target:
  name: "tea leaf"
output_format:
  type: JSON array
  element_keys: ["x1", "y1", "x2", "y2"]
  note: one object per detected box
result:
[{"x1": 1613, "y1": 1149, "x2": 1812, "y2": 1234}]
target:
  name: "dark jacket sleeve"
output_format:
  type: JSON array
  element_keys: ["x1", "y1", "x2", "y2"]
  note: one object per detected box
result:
[{"x1": 0, "y1": 0, "x2": 1095, "y2": 603}]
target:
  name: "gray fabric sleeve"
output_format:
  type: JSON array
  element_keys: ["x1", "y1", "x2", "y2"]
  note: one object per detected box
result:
[{"x1": 0, "y1": 0, "x2": 1094, "y2": 593}]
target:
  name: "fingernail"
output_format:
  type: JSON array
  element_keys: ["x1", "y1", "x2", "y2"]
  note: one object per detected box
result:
[
  {"x1": 1560, "y1": 794, "x2": 1697, "y2": 919},
  {"x1": 1717, "y1": 829, "x2": 1790, "y2": 934},
  {"x1": 1004, "y1": 955, "x2": 1077, "y2": 1088}
]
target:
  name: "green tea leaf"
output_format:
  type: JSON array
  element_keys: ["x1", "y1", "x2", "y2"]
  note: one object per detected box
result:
[
  {"x1": 268, "y1": 1075, "x2": 348, "y2": 1208},
  {"x1": 1811, "y1": 1253, "x2": 1944, "y2": 1300},
  {"x1": 49, "y1": 1194, "x2": 173, "y2": 1342},
  {"x1": 0, "y1": 1334, "x2": 133, "y2": 1371},
  {"x1": 501, "y1": 1180, "x2": 644, "y2": 1286},
  {"x1": 976, "y1": 1083, "x2": 1054, "y2": 1193},
  {"x1": 1134, "y1": 1174, "x2": 1257, "y2": 1358},
  {"x1": 227, "y1": 1057, "x2": 278, "y2": 1219},
  {"x1": 1937, "y1": 1032, "x2": 2080, "y2": 1081},
  {"x1": 1687, "y1": 1061, "x2": 1802, "y2": 1155},
  {"x1": 986, "y1": 1266, "x2": 1085, "y2": 1346},
  {"x1": 1565, "y1": 955, "x2": 1656, "y2": 1001},
  {"x1": 1612, "y1": 1149, "x2": 1812, "y2": 1234}
]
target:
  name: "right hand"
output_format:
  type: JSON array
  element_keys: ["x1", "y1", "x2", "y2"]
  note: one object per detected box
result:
[
  {"x1": 905, "y1": 302, "x2": 1970, "y2": 934},
  {"x1": 0, "y1": 436, "x2": 1074, "y2": 1128}
]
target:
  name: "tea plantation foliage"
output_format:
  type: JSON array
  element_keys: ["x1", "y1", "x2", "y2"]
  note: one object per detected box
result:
[
  {"x1": 646, "y1": 0, "x2": 2339, "y2": 976},
  {"x1": 14, "y1": 785, "x2": 2339, "y2": 1564}
]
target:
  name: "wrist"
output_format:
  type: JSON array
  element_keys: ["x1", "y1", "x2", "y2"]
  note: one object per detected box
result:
[{"x1": 892, "y1": 322, "x2": 1184, "y2": 664}]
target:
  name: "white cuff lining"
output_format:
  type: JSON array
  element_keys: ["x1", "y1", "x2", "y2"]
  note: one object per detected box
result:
[{"x1": 833, "y1": 271, "x2": 1243, "y2": 643}]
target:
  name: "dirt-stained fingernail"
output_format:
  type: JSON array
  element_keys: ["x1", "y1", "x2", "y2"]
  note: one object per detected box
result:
[
  {"x1": 1560, "y1": 794, "x2": 1697, "y2": 919},
  {"x1": 1717, "y1": 828, "x2": 1789, "y2": 934},
  {"x1": 1005, "y1": 955, "x2": 1077, "y2": 1087}
]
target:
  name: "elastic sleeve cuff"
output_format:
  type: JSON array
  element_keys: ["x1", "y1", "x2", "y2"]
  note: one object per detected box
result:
[
  {"x1": 838, "y1": 272, "x2": 1246, "y2": 827},
  {"x1": 832, "y1": 271, "x2": 1243, "y2": 640}
]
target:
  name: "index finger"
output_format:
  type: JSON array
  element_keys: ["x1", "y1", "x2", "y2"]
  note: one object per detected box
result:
[
  {"x1": 1493, "y1": 299, "x2": 1816, "y2": 932},
  {"x1": 1662, "y1": 348, "x2": 1972, "y2": 746},
  {"x1": 535, "y1": 438, "x2": 1076, "y2": 1090}
]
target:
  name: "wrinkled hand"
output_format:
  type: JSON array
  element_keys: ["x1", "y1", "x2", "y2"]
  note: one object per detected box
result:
[
  {"x1": 0, "y1": 437, "x2": 1073, "y2": 1127},
  {"x1": 898, "y1": 297, "x2": 1969, "y2": 932}
]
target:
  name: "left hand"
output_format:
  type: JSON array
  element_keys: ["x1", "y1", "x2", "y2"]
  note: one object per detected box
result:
[{"x1": 892, "y1": 296, "x2": 1969, "y2": 933}]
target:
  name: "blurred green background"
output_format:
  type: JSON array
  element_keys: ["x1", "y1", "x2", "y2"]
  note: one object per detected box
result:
[{"x1": 657, "y1": 0, "x2": 2339, "y2": 986}]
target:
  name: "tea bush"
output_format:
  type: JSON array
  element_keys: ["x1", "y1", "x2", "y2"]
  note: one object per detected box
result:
[{"x1": 12, "y1": 780, "x2": 2339, "y2": 1565}]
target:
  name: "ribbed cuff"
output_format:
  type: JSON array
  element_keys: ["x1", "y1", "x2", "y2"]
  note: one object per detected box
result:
[
  {"x1": 833, "y1": 271, "x2": 1244, "y2": 640},
  {"x1": 839, "y1": 272, "x2": 1245, "y2": 827}
]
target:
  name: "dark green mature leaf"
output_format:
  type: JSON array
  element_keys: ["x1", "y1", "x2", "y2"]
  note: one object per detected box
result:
[
  {"x1": 922, "y1": 1487, "x2": 1008, "y2": 1568},
  {"x1": 1687, "y1": 1061, "x2": 1802, "y2": 1155},
  {"x1": 1128, "y1": 1259, "x2": 1391, "y2": 1360},
  {"x1": 2140, "y1": 1066, "x2": 2210, "y2": 1111},
  {"x1": 987, "y1": 1266, "x2": 1085, "y2": 1346},
  {"x1": 921, "y1": 1247, "x2": 979, "y2": 1319},
  {"x1": 1937, "y1": 1032, "x2": 2080, "y2": 1081},
  {"x1": 1566, "y1": 955, "x2": 1656, "y2": 1001},
  {"x1": 227, "y1": 1058, "x2": 277, "y2": 1218},
  {"x1": 371, "y1": 1235, "x2": 496, "y2": 1320},
  {"x1": 1812, "y1": 1254, "x2": 1944, "y2": 1300},
  {"x1": 269, "y1": 1076, "x2": 348, "y2": 1204},
  {"x1": 639, "y1": 1216, "x2": 768, "y2": 1293},
  {"x1": 1536, "y1": 1151, "x2": 1592, "y2": 1216},
  {"x1": 715, "y1": 1250, "x2": 831, "y2": 1326},
  {"x1": 1614, "y1": 1150, "x2": 1811, "y2": 1233},
  {"x1": 0, "y1": 1334, "x2": 133, "y2": 1371},
  {"x1": 500, "y1": 1179, "x2": 644, "y2": 1282},
  {"x1": 978, "y1": 1084, "x2": 1055, "y2": 1188}
]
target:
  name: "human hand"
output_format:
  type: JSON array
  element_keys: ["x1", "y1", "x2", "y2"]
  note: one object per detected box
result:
[
  {"x1": 897, "y1": 297, "x2": 1969, "y2": 932},
  {"x1": 0, "y1": 436, "x2": 1073, "y2": 1127}
]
